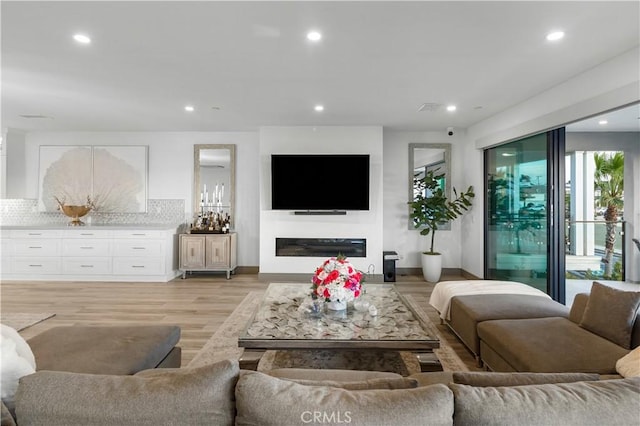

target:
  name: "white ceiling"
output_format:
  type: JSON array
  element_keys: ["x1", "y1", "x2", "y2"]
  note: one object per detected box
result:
[{"x1": 2, "y1": 1, "x2": 639, "y2": 133}]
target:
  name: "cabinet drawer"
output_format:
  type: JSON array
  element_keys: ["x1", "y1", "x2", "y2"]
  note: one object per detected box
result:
[
  {"x1": 12, "y1": 258, "x2": 61, "y2": 274},
  {"x1": 112, "y1": 240, "x2": 164, "y2": 257},
  {"x1": 1, "y1": 255, "x2": 12, "y2": 274},
  {"x1": 62, "y1": 239, "x2": 111, "y2": 256},
  {"x1": 10, "y1": 230, "x2": 62, "y2": 239},
  {"x1": 63, "y1": 230, "x2": 111, "y2": 239},
  {"x1": 13, "y1": 239, "x2": 61, "y2": 256},
  {"x1": 113, "y1": 257, "x2": 164, "y2": 275},
  {"x1": 1, "y1": 239, "x2": 13, "y2": 257},
  {"x1": 63, "y1": 257, "x2": 112, "y2": 274},
  {"x1": 112, "y1": 230, "x2": 165, "y2": 239}
]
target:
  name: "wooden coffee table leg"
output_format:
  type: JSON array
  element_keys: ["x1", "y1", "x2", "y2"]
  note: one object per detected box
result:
[
  {"x1": 239, "y1": 350, "x2": 265, "y2": 370},
  {"x1": 415, "y1": 352, "x2": 443, "y2": 372}
]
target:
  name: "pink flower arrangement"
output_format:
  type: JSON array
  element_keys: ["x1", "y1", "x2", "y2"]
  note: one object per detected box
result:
[{"x1": 311, "y1": 255, "x2": 363, "y2": 303}]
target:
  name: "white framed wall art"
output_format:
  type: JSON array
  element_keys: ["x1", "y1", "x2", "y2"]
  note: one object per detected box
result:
[{"x1": 39, "y1": 145, "x2": 148, "y2": 213}]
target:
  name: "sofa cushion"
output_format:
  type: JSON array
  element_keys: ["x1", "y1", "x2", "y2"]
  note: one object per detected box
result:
[
  {"x1": 15, "y1": 359, "x2": 238, "y2": 426},
  {"x1": 579, "y1": 282, "x2": 640, "y2": 349},
  {"x1": 235, "y1": 370, "x2": 453, "y2": 426},
  {"x1": 569, "y1": 293, "x2": 589, "y2": 324},
  {"x1": 450, "y1": 377, "x2": 640, "y2": 426},
  {"x1": 616, "y1": 346, "x2": 640, "y2": 378},
  {"x1": 478, "y1": 317, "x2": 629, "y2": 373},
  {"x1": 27, "y1": 325, "x2": 180, "y2": 375},
  {"x1": 447, "y1": 294, "x2": 568, "y2": 356},
  {"x1": 452, "y1": 372, "x2": 599, "y2": 387}
]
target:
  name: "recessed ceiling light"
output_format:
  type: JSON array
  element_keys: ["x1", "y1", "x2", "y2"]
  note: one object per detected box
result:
[
  {"x1": 184, "y1": 105, "x2": 195, "y2": 112},
  {"x1": 307, "y1": 31, "x2": 322, "y2": 42},
  {"x1": 314, "y1": 105, "x2": 324, "y2": 112},
  {"x1": 598, "y1": 120, "x2": 608, "y2": 125},
  {"x1": 446, "y1": 105, "x2": 457, "y2": 112},
  {"x1": 546, "y1": 31, "x2": 565, "y2": 42},
  {"x1": 73, "y1": 34, "x2": 91, "y2": 44}
]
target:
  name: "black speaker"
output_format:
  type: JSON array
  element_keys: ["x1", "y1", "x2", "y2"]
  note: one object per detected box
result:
[{"x1": 383, "y1": 251, "x2": 398, "y2": 282}]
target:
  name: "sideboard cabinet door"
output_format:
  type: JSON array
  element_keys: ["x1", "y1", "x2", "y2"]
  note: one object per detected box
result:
[
  {"x1": 179, "y1": 232, "x2": 237, "y2": 279},
  {"x1": 179, "y1": 235, "x2": 206, "y2": 269}
]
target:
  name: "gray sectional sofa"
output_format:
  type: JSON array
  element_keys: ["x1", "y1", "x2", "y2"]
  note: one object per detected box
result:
[
  {"x1": 6, "y1": 360, "x2": 639, "y2": 426},
  {"x1": 447, "y1": 281, "x2": 640, "y2": 374}
]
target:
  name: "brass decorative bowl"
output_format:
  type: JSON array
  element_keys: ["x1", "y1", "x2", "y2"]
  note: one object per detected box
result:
[
  {"x1": 59, "y1": 205, "x2": 92, "y2": 226},
  {"x1": 55, "y1": 196, "x2": 94, "y2": 226}
]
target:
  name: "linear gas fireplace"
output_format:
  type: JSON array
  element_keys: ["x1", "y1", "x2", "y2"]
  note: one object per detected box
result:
[{"x1": 276, "y1": 238, "x2": 366, "y2": 258}]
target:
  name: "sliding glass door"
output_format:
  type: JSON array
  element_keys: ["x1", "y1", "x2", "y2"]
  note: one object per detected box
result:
[{"x1": 485, "y1": 130, "x2": 565, "y2": 302}]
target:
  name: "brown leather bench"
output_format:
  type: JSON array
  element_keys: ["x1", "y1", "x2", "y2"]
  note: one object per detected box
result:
[{"x1": 27, "y1": 325, "x2": 181, "y2": 375}]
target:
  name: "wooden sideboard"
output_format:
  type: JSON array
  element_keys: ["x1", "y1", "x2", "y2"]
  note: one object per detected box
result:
[
  {"x1": 0, "y1": 225, "x2": 181, "y2": 282},
  {"x1": 179, "y1": 232, "x2": 237, "y2": 279}
]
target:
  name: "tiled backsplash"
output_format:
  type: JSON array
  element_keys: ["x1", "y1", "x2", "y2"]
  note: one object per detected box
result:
[{"x1": 0, "y1": 199, "x2": 185, "y2": 226}]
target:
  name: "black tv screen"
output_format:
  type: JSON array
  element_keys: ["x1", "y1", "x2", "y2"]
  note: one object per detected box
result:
[{"x1": 271, "y1": 154, "x2": 370, "y2": 211}]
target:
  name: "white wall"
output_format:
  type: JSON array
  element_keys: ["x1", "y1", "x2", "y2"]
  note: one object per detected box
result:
[
  {"x1": 20, "y1": 131, "x2": 260, "y2": 267},
  {"x1": 468, "y1": 47, "x2": 640, "y2": 149},
  {"x1": 259, "y1": 126, "x2": 383, "y2": 275},
  {"x1": 4, "y1": 129, "x2": 26, "y2": 199},
  {"x1": 382, "y1": 130, "x2": 477, "y2": 270}
]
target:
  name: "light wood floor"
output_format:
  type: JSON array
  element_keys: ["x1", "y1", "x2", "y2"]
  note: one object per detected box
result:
[{"x1": 0, "y1": 273, "x2": 481, "y2": 371}]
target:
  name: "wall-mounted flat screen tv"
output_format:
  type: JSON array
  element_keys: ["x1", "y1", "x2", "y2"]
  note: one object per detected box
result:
[{"x1": 271, "y1": 154, "x2": 370, "y2": 211}]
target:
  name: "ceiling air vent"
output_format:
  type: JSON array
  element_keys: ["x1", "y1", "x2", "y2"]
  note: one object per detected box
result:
[
  {"x1": 417, "y1": 103, "x2": 442, "y2": 112},
  {"x1": 19, "y1": 114, "x2": 53, "y2": 119}
]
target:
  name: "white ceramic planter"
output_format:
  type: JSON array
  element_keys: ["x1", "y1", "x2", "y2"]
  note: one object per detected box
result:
[{"x1": 421, "y1": 253, "x2": 442, "y2": 282}]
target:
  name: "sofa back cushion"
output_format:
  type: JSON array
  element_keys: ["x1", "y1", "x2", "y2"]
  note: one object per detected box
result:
[
  {"x1": 452, "y1": 372, "x2": 600, "y2": 387},
  {"x1": 235, "y1": 370, "x2": 454, "y2": 426},
  {"x1": 579, "y1": 282, "x2": 640, "y2": 349},
  {"x1": 569, "y1": 293, "x2": 589, "y2": 324},
  {"x1": 15, "y1": 359, "x2": 238, "y2": 426},
  {"x1": 450, "y1": 377, "x2": 640, "y2": 426}
]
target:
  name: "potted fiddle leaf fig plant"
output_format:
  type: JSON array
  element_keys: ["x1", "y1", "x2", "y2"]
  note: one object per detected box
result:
[{"x1": 408, "y1": 170, "x2": 475, "y2": 282}]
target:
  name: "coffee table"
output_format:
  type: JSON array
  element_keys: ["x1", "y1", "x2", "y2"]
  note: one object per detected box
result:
[{"x1": 238, "y1": 283, "x2": 440, "y2": 373}]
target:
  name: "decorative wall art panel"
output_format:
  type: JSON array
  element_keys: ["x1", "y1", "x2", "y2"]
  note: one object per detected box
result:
[
  {"x1": 39, "y1": 145, "x2": 148, "y2": 213},
  {"x1": 38, "y1": 146, "x2": 93, "y2": 211},
  {"x1": 92, "y1": 146, "x2": 148, "y2": 213}
]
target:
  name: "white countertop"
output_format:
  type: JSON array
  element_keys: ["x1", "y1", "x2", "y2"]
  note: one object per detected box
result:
[{"x1": 0, "y1": 223, "x2": 183, "y2": 231}]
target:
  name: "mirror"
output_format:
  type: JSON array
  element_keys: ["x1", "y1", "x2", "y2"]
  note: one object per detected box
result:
[
  {"x1": 194, "y1": 144, "x2": 236, "y2": 228},
  {"x1": 408, "y1": 143, "x2": 452, "y2": 230}
]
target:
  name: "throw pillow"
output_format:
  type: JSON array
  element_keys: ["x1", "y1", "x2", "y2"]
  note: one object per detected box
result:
[
  {"x1": 452, "y1": 372, "x2": 599, "y2": 387},
  {"x1": 0, "y1": 324, "x2": 36, "y2": 418},
  {"x1": 580, "y1": 282, "x2": 640, "y2": 349},
  {"x1": 616, "y1": 346, "x2": 640, "y2": 378},
  {"x1": 16, "y1": 359, "x2": 239, "y2": 426},
  {"x1": 450, "y1": 377, "x2": 640, "y2": 426},
  {"x1": 235, "y1": 371, "x2": 453, "y2": 426}
]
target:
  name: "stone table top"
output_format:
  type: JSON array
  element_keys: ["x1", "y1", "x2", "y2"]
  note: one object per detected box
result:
[{"x1": 238, "y1": 283, "x2": 439, "y2": 351}]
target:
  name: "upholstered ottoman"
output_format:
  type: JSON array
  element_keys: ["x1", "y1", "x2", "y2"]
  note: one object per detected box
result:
[
  {"x1": 448, "y1": 294, "x2": 568, "y2": 365},
  {"x1": 27, "y1": 325, "x2": 181, "y2": 375}
]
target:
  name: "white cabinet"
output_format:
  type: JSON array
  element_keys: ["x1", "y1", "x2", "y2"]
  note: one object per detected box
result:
[
  {"x1": 179, "y1": 233, "x2": 237, "y2": 279},
  {"x1": 10, "y1": 229, "x2": 62, "y2": 274},
  {"x1": 1, "y1": 226, "x2": 179, "y2": 282},
  {"x1": 61, "y1": 229, "x2": 111, "y2": 275}
]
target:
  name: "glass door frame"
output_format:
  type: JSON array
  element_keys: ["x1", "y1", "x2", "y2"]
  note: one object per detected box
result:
[{"x1": 483, "y1": 128, "x2": 566, "y2": 303}]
